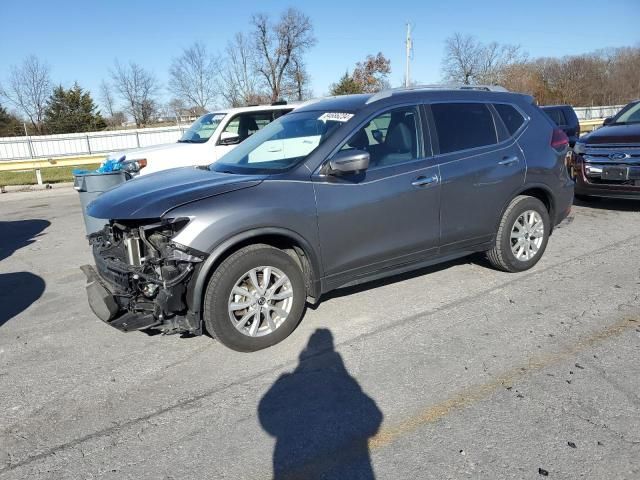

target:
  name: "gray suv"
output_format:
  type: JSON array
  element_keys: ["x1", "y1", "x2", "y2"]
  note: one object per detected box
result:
[{"x1": 83, "y1": 86, "x2": 573, "y2": 351}]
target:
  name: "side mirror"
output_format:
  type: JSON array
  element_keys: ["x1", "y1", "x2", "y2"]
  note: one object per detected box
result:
[
  {"x1": 329, "y1": 149, "x2": 370, "y2": 174},
  {"x1": 603, "y1": 116, "x2": 614, "y2": 126},
  {"x1": 219, "y1": 131, "x2": 241, "y2": 145}
]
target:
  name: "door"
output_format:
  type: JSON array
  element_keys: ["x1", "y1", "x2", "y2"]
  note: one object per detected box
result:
[
  {"x1": 429, "y1": 102, "x2": 526, "y2": 251},
  {"x1": 312, "y1": 105, "x2": 441, "y2": 287}
]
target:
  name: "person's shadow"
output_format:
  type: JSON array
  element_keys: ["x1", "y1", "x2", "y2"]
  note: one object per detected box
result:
[{"x1": 258, "y1": 329, "x2": 383, "y2": 479}]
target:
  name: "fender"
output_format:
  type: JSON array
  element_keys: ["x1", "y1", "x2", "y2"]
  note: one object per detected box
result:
[
  {"x1": 496, "y1": 182, "x2": 556, "y2": 232},
  {"x1": 190, "y1": 227, "x2": 323, "y2": 324}
]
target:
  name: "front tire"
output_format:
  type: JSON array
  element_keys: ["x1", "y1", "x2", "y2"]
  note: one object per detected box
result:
[
  {"x1": 203, "y1": 244, "x2": 306, "y2": 352},
  {"x1": 487, "y1": 195, "x2": 550, "y2": 273}
]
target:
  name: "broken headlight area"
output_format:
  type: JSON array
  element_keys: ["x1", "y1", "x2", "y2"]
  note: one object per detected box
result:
[{"x1": 82, "y1": 218, "x2": 207, "y2": 335}]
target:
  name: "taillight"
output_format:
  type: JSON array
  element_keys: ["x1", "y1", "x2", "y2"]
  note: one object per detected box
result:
[{"x1": 551, "y1": 128, "x2": 569, "y2": 150}]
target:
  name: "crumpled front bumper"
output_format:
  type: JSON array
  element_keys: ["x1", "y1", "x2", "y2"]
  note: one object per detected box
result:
[{"x1": 80, "y1": 265, "x2": 159, "y2": 332}]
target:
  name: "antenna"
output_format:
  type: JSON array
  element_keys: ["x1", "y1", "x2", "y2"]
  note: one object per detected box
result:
[{"x1": 405, "y1": 22, "x2": 413, "y2": 88}]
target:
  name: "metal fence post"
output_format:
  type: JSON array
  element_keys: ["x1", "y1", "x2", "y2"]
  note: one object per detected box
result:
[
  {"x1": 26, "y1": 137, "x2": 35, "y2": 159},
  {"x1": 86, "y1": 134, "x2": 92, "y2": 154},
  {"x1": 135, "y1": 131, "x2": 140, "y2": 148}
]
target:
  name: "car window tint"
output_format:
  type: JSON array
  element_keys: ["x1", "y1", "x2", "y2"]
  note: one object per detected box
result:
[
  {"x1": 493, "y1": 103, "x2": 525, "y2": 136},
  {"x1": 340, "y1": 106, "x2": 420, "y2": 169},
  {"x1": 545, "y1": 108, "x2": 566, "y2": 127},
  {"x1": 431, "y1": 103, "x2": 497, "y2": 154}
]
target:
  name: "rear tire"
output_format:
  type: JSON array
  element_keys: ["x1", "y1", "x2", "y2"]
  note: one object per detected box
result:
[
  {"x1": 487, "y1": 195, "x2": 550, "y2": 273},
  {"x1": 203, "y1": 244, "x2": 306, "y2": 352}
]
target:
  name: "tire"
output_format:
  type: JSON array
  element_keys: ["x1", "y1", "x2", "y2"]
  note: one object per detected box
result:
[
  {"x1": 203, "y1": 244, "x2": 306, "y2": 352},
  {"x1": 486, "y1": 195, "x2": 550, "y2": 273}
]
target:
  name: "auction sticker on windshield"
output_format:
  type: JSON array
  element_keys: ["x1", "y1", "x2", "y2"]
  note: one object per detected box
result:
[{"x1": 318, "y1": 112, "x2": 354, "y2": 123}]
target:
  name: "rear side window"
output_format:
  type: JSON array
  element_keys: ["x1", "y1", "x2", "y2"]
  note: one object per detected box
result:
[
  {"x1": 544, "y1": 108, "x2": 566, "y2": 127},
  {"x1": 493, "y1": 103, "x2": 525, "y2": 136},
  {"x1": 431, "y1": 103, "x2": 498, "y2": 154}
]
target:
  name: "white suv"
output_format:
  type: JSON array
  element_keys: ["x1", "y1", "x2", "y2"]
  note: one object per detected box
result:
[{"x1": 108, "y1": 104, "x2": 296, "y2": 176}]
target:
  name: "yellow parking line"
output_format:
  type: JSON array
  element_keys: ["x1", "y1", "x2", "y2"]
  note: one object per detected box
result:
[{"x1": 369, "y1": 316, "x2": 637, "y2": 450}]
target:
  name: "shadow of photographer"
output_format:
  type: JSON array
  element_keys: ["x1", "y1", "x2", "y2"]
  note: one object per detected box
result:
[{"x1": 258, "y1": 328, "x2": 383, "y2": 479}]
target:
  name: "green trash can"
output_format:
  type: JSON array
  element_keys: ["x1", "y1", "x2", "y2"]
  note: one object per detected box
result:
[{"x1": 73, "y1": 171, "x2": 128, "y2": 235}]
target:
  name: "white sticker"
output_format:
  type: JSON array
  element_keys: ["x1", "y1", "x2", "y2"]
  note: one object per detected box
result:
[
  {"x1": 211, "y1": 114, "x2": 226, "y2": 121},
  {"x1": 318, "y1": 112, "x2": 354, "y2": 123}
]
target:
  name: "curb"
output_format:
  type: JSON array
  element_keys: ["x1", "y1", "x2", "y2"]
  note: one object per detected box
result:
[{"x1": 0, "y1": 182, "x2": 74, "y2": 194}]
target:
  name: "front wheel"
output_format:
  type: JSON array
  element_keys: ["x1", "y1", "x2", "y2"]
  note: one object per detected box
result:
[
  {"x1": 486, "y1": 195, "x2": 550, "y2": 272},
  {"x1": 203, "y1": 244, "x2": 306, "y2": 352}
]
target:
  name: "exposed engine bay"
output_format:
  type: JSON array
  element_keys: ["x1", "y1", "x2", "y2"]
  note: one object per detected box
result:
[{"x1": 81, "y1": 219, "x2": 206, "y2": 335}]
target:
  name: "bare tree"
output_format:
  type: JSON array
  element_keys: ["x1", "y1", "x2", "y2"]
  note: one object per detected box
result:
[
  {"x1": 169, "y1": 42, "x2": 221, "y2": 113},
  {"x1": 99, "y1": 80, "x2": 116, "y2": 118},
  {"x1": 219, "y1": 32, "x2": 266, "y2": 107},
  {"x1": 441, "y1": 33, "x2": 524, "y2": 85},
  {"x1": 0, "y1": 55, "x2": 52, "y2": 133},
  {"x1": 283, "y1": 55, "x2": 312, "y2": 101},
  {"x1": 251, "y1": 8, "x2": 316, "y2": 102},
  {"x1": 110, "y1": 61, "x2": 160, "y2": 127}
]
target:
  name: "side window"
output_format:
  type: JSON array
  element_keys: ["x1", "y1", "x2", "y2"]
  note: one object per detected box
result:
[
  {"x1": 545, "y1": 108, "x2": 566, "y2": 127},
  {"x1": 340, "y1": 106, "x2": 420, "y2": 168},
  {"x1": 493, "y1": 103, "x2": 525, "y2": 136},
  {"x1": 431, "y1": 103, "x2": 498, "y2": 154},
  {"x1": 222, "y1": 112, "x2": 273, "y2": 142}
]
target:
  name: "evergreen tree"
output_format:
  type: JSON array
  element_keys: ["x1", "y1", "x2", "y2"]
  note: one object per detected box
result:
[
  {"x1": 0, "y1": 104, "x2": 22, "y2": 136},
  {"x1": 43, "y1": 83, "x2": 106, "y2": 134},
  {"x1": 329, "y1": 71, "x2": 363, "y2": 96}
]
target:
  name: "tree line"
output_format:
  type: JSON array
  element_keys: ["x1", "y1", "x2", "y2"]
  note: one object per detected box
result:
[
  {"x1": 2, "y1": 20, "x2": 638, "y2": 137},
  {"x1": 0, "y1": 7, "x2": 317, "y2": 135},
  {"x1": 441, "y1": 33, "x2": 640, "y2": 107}
]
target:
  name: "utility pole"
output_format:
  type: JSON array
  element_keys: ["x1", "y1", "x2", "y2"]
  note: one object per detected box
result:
[{"x1": 405, "y1": 22, "x2": 413, "y2": 88}]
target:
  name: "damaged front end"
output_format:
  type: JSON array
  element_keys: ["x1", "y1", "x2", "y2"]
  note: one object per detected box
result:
[{"x1": 81, "y1": 218, "x2": 206, "y2": 335}]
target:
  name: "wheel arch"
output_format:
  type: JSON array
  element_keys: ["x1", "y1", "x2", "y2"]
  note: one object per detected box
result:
[
  {"x1": 497, "y1": 184, "x2": 556, "y2": 234},
  {"x1": 190, "y1": 227, "x2": 322, "y2": 325}
]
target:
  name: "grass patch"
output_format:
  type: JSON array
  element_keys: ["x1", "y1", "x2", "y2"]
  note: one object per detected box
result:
[{"x1": 0, "y1": 164, "x2": 101, "y2": 186}]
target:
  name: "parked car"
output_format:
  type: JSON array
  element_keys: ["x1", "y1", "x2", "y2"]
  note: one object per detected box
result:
[
  {"x1": 541, "y1": 105, "x2": 580, "y2": 147},
  {"x1": 82, "y1": 86, "x2": 573, "y2": 352},
  {"x1": 106, "y1": 103, "x2": 296, "y2": 176},
  {"x1": 570, "y1": 99, "x2": 640, "y2": 200}
]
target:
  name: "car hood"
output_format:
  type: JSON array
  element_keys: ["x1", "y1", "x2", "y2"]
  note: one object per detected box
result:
[
  {"x1": 582, "y1": 123, "x2": 640, "y2": 145},
  {"x1": 87, "y1": 167, "x2": 265, "y2": 220}
]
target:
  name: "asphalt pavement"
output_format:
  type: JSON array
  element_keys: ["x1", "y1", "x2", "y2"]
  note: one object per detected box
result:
[{"x1": 0, "y1": 188, "x2": 639, "y2": 479}]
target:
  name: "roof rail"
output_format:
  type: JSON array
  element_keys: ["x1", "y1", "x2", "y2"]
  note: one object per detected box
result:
[{"x1": 365, "y1": 84, "x2": 509, "y2": 104}]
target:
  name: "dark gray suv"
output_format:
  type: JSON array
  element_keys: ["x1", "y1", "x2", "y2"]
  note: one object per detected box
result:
[{"x1": 83, "y1": 86, "x2": 573, "y2": 351}]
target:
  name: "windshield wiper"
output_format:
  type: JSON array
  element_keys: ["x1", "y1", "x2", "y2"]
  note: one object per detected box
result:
[{"x1": 177, "y1": 139, "x2": 193, "y2": 143}]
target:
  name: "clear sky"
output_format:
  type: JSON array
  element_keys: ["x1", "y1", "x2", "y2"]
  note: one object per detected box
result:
[{"x1": 1, "y1": 0, "x2": 638, "y2": 109}]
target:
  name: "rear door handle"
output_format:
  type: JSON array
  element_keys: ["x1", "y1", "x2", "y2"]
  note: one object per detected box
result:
[
  {"x1": 498, "y1": 156, "x2": 520, "y2": 166},
  {"x1": 411, "y1": 175, "x2": 438, "y2": 187}
]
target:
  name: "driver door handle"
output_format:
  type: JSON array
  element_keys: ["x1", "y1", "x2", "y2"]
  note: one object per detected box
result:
[
  {"x1": 498, "y1": 155, "x2": 520, "y2": 166},
  {"x1": 411, "y1": 175, "x2": 439, "y2": 187}
]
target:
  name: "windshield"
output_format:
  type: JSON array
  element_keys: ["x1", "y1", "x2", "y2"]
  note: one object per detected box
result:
[
  {"x1": 179, "y1": 113, "x2": 226, "y2": 143},
  {"x1": 211, "y1": 110, "x2": 354, "y2": 173},
  {"x1": 613, "y1": 102, "x2": 640, "y2": 125}
]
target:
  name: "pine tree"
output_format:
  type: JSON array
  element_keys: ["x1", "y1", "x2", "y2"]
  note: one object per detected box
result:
[
  {"x1": 44, "y1": 83, "x2": 106, "y2": 134},
  {"x1": 329, "y1": 72, "x2": 363, "y2": 96},
  {"x1": 0, "y1": 104, "x2": 22, "y2": 136}
]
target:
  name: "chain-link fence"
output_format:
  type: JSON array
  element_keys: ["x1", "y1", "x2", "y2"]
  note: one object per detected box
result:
[{"x1": 0, "y1": 125, "x2": 187, "y2": 161}]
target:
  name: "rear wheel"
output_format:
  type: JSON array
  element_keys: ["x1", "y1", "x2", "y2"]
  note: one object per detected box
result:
[
  {"x1": 203, "y1": 244, "x2": 306, "y2": 352},
  {"x1": 487, "y1": 195, "x2": 550, "y2": 272}
]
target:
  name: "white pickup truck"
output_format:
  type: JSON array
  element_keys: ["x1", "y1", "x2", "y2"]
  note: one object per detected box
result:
[{"x1": 107, "y1": 104, "x2": 297, "y2": 176}]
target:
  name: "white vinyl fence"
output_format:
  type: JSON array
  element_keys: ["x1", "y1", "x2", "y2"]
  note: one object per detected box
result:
[
  {"x1": 0, "y1": 125, "x2": 187, "y2": 161},
  {"x1": 572, "y1": 105, "x2": 625, "y2": 121}
]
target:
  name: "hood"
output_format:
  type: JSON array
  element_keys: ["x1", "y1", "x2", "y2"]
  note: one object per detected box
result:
[
  {"x1": 581, "y1": 123, "x2": 640, "y2": 145},
  {"x1": 87, "y1": 167, "x2": 265, "y2": 220}
]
